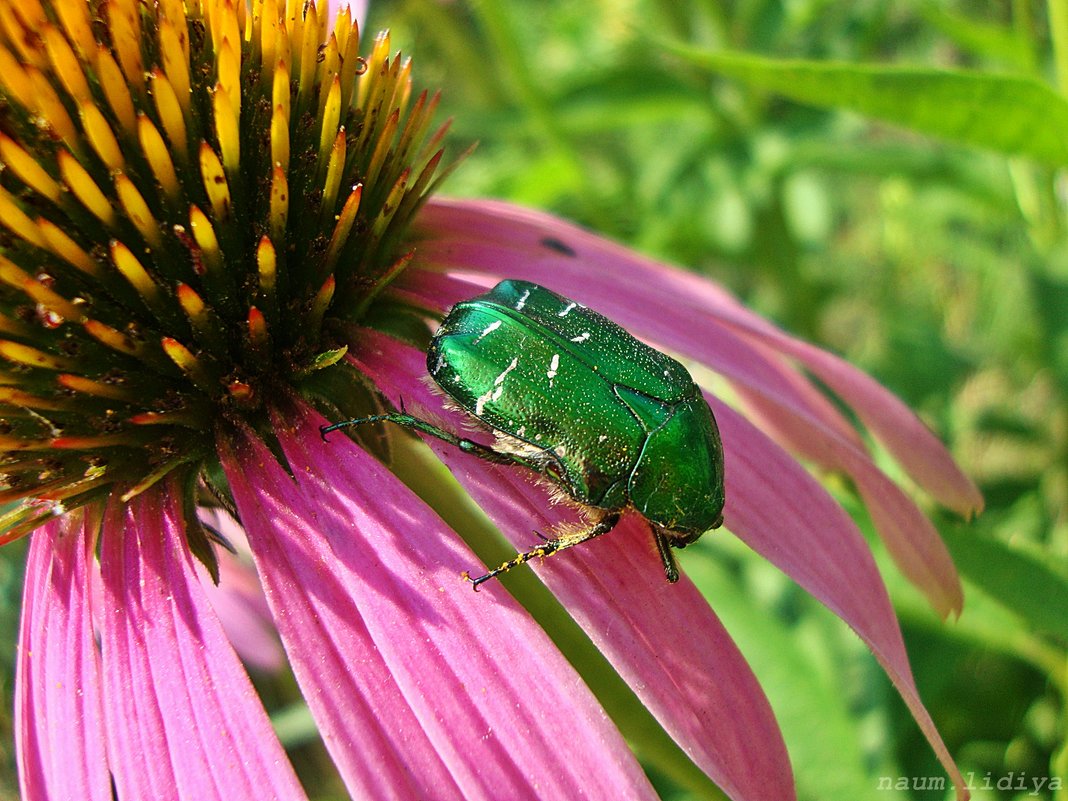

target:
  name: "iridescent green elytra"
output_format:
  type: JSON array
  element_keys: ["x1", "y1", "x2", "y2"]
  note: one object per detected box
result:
[{"x1": 324, "y1": 279, "x2": 725, "y2": 587}]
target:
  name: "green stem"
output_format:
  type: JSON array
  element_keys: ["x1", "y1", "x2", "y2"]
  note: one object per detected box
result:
[
  {"x1": 1049, "y1": 0, "x2": 1068, "y2": 94},
  {"x1": 1009, "y1": 6, "x2": 1068, "y2": 247},
  {"x1": 1011, "y1": 0, "x2": 1038, "y2": 73}
]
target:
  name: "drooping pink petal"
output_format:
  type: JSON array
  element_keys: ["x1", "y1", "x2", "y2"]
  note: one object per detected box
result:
[
  {"x1": 730, "y1": 367, "x2": 965, "y2": 617},
  {"x1": 710, "y1": 399, "x2": 968, "y2": 801},
  {"x1": 395, "y1": 267, "x2": 962, "y2": 615},
  {"x1": 411, "y1": 196, "x2": 982, "y2": 517},
  {"x1": 740, "y1": 331, "x2": 983, "y2": 516},
  {"x1": 404, "y1": 202, "x2": 973, "y2": 614},
  {"x1": 96, "y1": 481, "x2": 307, "y2": 801},
  {"x1": 352, "y1": 332, "x2": 796, "y2": 801},
  {"x1": 16, "y1": 511, "x2": 110, "y2": 801},
  {"x1": 218, "y1": 402, "x2": 658, "y2": 801}
]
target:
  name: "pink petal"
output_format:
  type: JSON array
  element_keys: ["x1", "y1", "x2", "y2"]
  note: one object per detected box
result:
[
  {"x1": 219, "y1": 402, "x2": 658, "y2": 801},
  {"x1": 220, "y1": 426, "x2": 463, "y2": 800},
  {"x1": 96, "y1": 482, "x2": 306, "y2": 801},
  {"x1": 732, "y1": 373, "x2": 964, "y2": 617},
  {"x1": 412, "y1": 196, "x2": 982, "y2": 517},
  {"x1": 16, "y1": 512, "x2": 110, "y2": 801},
  {"x1": 396, "y1": 267, "x2": 962, "y2": 615},
  {"x1": 711, "y1": 399, "x2": 968, "y2": 801},
  {"x1": 353, "y1": 333, "x2": 796, "y2": 801},
  {"x1": 741, "y1": 333, "x2": 983, "y2": 518},
  {"x1": 404, "y1": 202, "x2": 973, "y2": 614}
]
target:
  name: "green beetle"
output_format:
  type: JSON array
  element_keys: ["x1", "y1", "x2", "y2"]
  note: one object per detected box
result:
[{"x1": 323, "y1": 279, "x2": 725, "y2": 587}]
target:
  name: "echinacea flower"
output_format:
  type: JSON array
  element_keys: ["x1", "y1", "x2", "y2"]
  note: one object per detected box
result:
[{"x1": 0, "y1": 1, "x2": 983, "y2": 800}]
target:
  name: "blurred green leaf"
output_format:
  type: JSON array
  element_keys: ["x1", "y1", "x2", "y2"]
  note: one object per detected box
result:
[
  {"x1": 918, "y1": 3, "x2": 1033, "y2": 69},
  {"x1": 666, "y1": 45, "x2": 1068, "y2": 166},
  {"x1": 973, "y1": 409, "x2": 1046, "y2": 441},
  {"x1": 942, "y1": 527, "x2": 1068, "y2": 640},
  {"x1": 1029, "y1": 270, "x2": 1068, "y2": 392}
]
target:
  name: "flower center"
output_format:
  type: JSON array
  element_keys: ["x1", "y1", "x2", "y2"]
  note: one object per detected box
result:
[{"x1": 0, "y1": 0, "x2": 449, "y2": 539}]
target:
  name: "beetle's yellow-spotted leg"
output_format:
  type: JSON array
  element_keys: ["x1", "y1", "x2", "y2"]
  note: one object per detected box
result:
[{"x1": 462, "y1": 512, "x2": 623, "y2": 590}]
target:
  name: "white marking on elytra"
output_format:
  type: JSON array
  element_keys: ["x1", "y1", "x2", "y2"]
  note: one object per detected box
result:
[
  {"x1": 516, "y1": 425, "x2": 526, "y2": 437},
  {"x1": 558, "y1": 302, "x2": 577, "y2": 317},
  {"x1": 515, "y1": 288, "x2": 531, "y2": 311},
  {"x1": 495, "y1": 358, "x2": 519, "y2": 385},
  {"x1": 598, "y1": 434, "x2": 607, "y2": 443},
  {"x1": 474, "y1": 356, "x2": 519, "y2": 416},
  {"x1": 546, "y1": 353, "x2": 560, "y2": 387},
  {"x1": 473, "y1": 319, "x2": 502, "y2": 344},
  {"x1": 570, "y1": 331, "x2": 590, "y2": 343}
]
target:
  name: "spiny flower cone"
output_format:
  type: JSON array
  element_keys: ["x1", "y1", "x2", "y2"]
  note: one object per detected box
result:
[{"x1": 0, "y1": 0, "x2": 451, "y2": 563}]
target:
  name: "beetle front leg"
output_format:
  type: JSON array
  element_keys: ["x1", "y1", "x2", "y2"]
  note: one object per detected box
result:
[
  {"x1": 321, "y1": 413, "x2": 543, "y2": 470},
  {"x1": 463, "y1": 511, "x2": 622, "y2": 590}
]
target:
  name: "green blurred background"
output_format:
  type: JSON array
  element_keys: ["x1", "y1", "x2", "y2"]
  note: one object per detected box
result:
[{"x1": 1, "y1": 1, "x2": 1065, "y2": 799}]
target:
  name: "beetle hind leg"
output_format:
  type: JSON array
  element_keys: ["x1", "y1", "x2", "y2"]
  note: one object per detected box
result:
[
  {"x1": 463, "y1": 511, "x2": 622, "y2": 590},
  {"x1": 651, "y1": 525, "x2": 681, "y2": 584}
]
